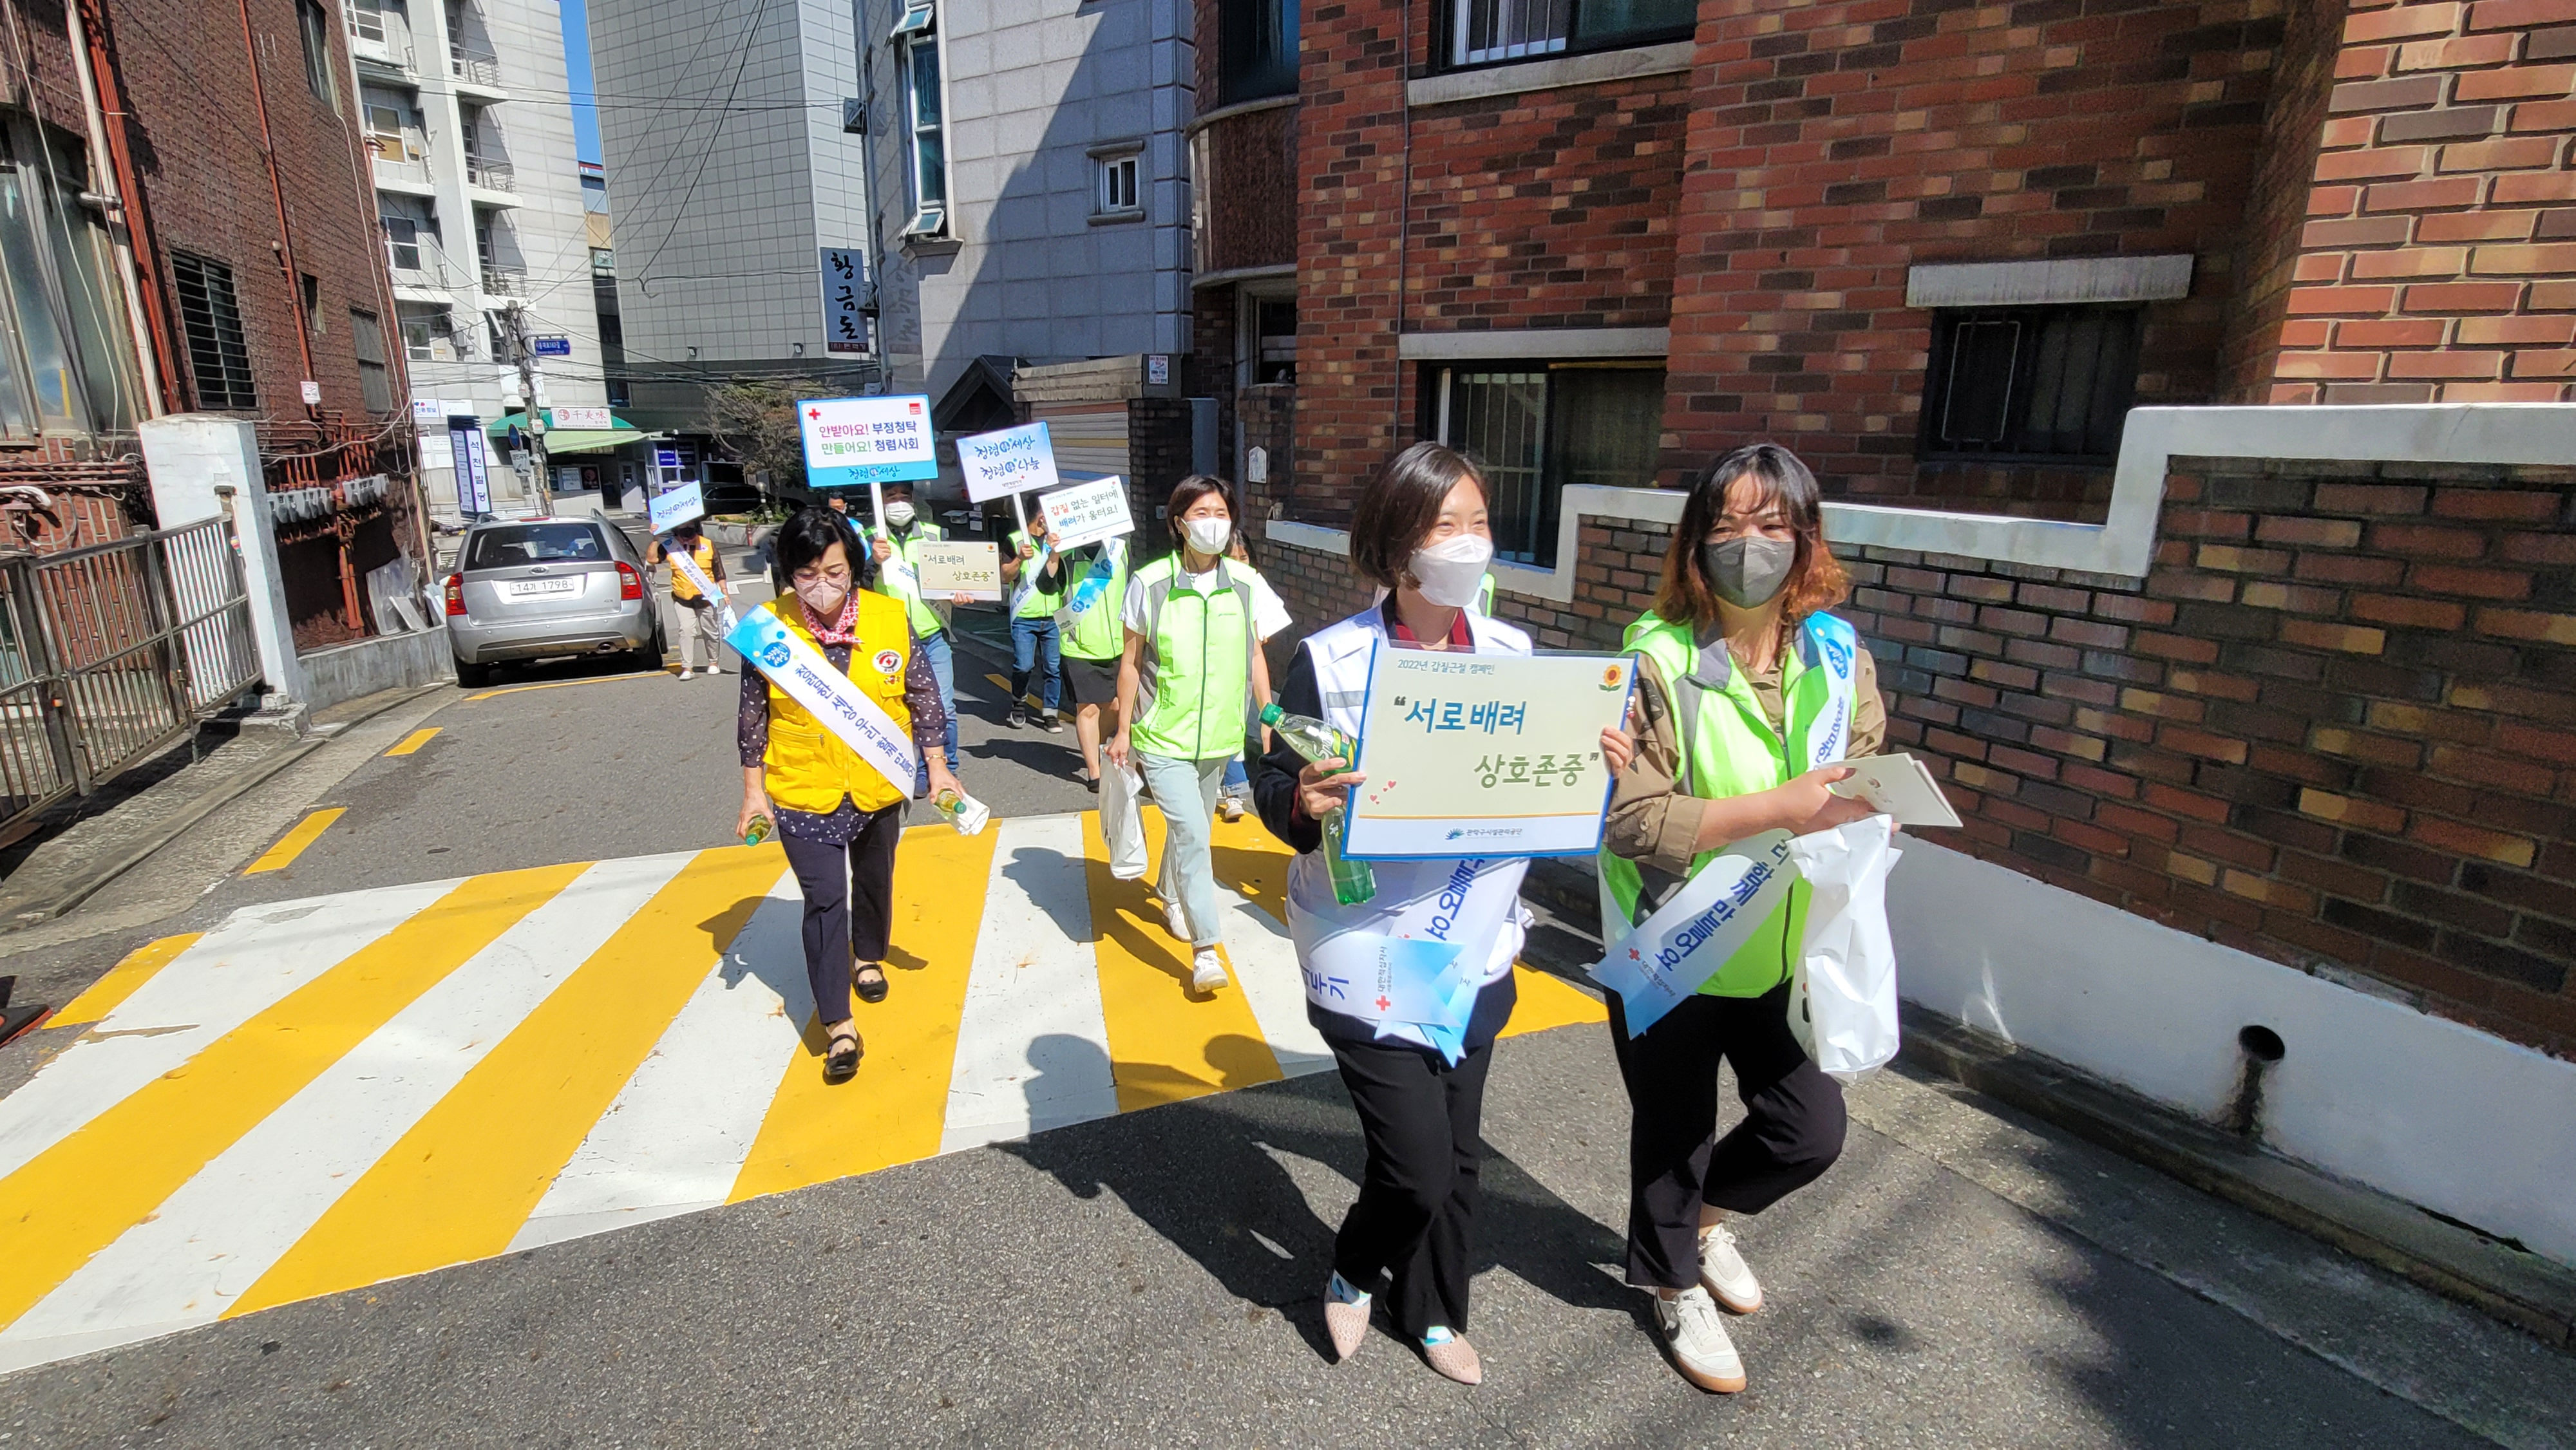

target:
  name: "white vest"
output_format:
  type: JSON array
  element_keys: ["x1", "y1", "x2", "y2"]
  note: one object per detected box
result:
[{"x1": 1289, "y1": 605, "x2": 1535, "y2": 1051}]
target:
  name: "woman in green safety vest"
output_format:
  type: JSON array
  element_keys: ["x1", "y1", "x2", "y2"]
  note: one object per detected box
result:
[
  {"x1": 1057, "y1": 534, "x2": 1131, "y2": 791},
  {"x1": 1106, "y1": 475, "x2": 1272, "y2": 995},
  {"x1": 1597, "y1": 442, "x2": 1886, "y2": 1397},
  {"x1": 1003, "y1": 507, "x2": 1069, "y2": 733}
]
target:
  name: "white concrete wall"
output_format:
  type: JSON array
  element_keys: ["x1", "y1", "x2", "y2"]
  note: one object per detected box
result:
[{"x1": 1888, "y1": 836, "x2": 2576, "y2": 1268}]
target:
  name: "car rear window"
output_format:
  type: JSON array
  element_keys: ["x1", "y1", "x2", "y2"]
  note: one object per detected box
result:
[{"x1": 466, "y1": 523, "x2": 607, "y2": 570}]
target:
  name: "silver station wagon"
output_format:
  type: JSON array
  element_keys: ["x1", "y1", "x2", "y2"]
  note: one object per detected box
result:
[{"x1": 442, "y1": 518, "x2": 665, "y2": 688}]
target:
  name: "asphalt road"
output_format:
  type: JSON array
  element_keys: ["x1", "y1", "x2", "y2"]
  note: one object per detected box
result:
[{"x1": 1, "y1": 543, "x2": 2570, "y2": 1446}]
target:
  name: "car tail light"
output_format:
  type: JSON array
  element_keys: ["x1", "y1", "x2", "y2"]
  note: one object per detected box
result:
[
  {"x1": 443, "y1": 573, "x2": 466, "y2": 616},
  {"x1": 616, "y1": 560, "x2": 643, "y2": 601}
]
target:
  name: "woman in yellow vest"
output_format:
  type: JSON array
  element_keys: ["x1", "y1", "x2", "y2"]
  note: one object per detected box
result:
[
  {"x1": 1599, "y1": 442, "x2": 1884, "y2": 1394},
  {"x1": 648, "y1": 521, "x2": 728, "y2": 677},
  {"x1": 735, "y1": 507, "x2": 963, "y2": 1082}
]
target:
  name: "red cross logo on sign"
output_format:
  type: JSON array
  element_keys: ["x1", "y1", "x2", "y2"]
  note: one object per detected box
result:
[
  {"x1": 808, "y1": 408, "x2": 820, "y2": 419},
  {"x1": 1374, "y1": 995, "x2": 1392, "y2": 1012}
]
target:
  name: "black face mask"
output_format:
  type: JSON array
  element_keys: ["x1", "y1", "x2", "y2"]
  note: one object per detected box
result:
[{"x1": 1701, "y1": 536, "x2": 1797, "y2": 608}]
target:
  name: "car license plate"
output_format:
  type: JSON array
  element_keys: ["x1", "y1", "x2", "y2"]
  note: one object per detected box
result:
[{"x1": 505, "y1": 578, "x2": 579, "y2": 598}]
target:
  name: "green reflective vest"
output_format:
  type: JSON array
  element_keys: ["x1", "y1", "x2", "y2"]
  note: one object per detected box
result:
[
  {"x1": 1128, "y1": 554, "x2": 1257, "y2": 762},
  {"x1": 870, "y1": 520, "x2": 947, "y2": 638},
  {"x1": 1059, "y1": 541, "x2": 1130, "y2": 661},
  {"x1": 1477, "y1": 572, "x2": 1495, "y2": 614},
  {"x1": 1599, "y1": 610, "x2": 1859, "y2": 998},
  {"x1": 1008, "y1": 530, "x2": 1066, "y2": 618}
]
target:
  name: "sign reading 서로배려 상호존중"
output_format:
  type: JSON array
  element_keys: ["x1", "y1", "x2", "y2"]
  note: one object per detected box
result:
[
  {"x1": 799, "y1": 395, "x2": 937, "y2": 491},
  {"x1": 914, "y1": 540, "x2": 1003, "y2": 600},
  {"x1": 954, "y1": 421, "x2": 1060, "y2": 504},
  {"x1": 1037, "y1": 476, "x2": 1133, "y2": 551},
  {"x1": 1340, "y1": 643, "x2": 1638, "y2": 860}
]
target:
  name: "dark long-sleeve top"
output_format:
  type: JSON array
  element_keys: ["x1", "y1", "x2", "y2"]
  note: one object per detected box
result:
[
  {"x1": 1251, "y1": 615, "x2": 1519, "y2": 1055},
  {"x1": 738, "y1": 625, "x2": 949, "y2": 843}
]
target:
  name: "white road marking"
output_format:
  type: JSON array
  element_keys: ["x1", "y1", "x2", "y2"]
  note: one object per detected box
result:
[
  {"x1": 0, "y1": 855, "x2": 692, "y2": 1371},
  {"x1": 0, "y1": 881, "x2": 457, "y2": 1184},
  {"x1": 938, "y1": 815, "x2": 1119, "y2": 1153},
  {"x1": 507, "y1": 871, "x2": 808, "y2": 1251}
]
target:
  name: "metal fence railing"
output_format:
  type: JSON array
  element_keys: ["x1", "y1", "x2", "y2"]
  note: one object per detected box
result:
[{"x1": 0, "y1": 517, "x2": 261, "y2": 848}]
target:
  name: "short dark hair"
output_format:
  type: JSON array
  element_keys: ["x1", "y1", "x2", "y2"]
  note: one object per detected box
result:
[
  {"x1": 774, "y1": 504, "x2": 868, "y2": 585},
  {"x1": 1349, "y1": 442, "x2": 1482, "y2": 588},
  {"x1": 1651, "y1": 442, "x2": 1848, "y2": 629},
  {"x1": 1167, "y1": 475, "x2": 1233, "y2": 551},
  {"x1": 880, "y1": 480, "x2": 914, "y2": 498}
]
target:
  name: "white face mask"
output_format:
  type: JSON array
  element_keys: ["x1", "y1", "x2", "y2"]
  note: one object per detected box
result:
[
  {"x1": 884, "y1": 501, "x2": 916, "y2": 529},
  {"x1": 1407, "y1": 532, "x2": 1492, "y2": 608},
  {"x1": 1183, "y1": 516, "x2": 1231, "y2": 557}
]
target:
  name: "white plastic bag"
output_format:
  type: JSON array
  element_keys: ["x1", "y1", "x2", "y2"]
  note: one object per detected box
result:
[
  {"x1": 1783, "y1": 814, "x2": 1902, "y2": 1083},
  {"x1": 1098, "y1": 759, "x2": 1149, "y2": 880}
]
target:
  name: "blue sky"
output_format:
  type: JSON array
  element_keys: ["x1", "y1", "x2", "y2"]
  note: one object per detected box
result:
[{"x1": 560, "y1": 0, "x2": 601, "y2": 165}]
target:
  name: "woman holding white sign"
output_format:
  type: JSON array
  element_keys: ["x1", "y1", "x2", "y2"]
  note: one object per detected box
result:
[
  {"x1": 1595, "y1": 442, "x2": 1884, "y2": 1395},
  {"x1": 1107, "y1": 476, "x2": 1271, "y2": 994},
  {"x1": 1249, "y1": 443, "x2": 1633, "y2": 1384},
  {"x1": 737, "y1": 508, "x2": 963, "y2": 1082}
]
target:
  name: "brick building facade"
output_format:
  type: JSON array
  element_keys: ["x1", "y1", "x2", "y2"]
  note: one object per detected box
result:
[
  {"x1": 5, "y1": 0, "x2": 420, "y2": 637},
  {"x1": 1198, "y1": 0, "x2": 2576, "y2": 1060}
]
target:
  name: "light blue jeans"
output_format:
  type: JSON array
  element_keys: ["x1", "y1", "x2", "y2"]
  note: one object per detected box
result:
[
  {"x1": 1138, "y1": 751, "x2": 1228, "y2": 949},
  {"x1": 911, "y1": 627, "x2": 960, "y2": 796}
]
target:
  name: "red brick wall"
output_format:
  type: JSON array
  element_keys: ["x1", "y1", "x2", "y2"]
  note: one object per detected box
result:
[
  {"x1": 2226, "y1": 0, "x2": 2350, "y2": 400},
  {"x1": 1198, "y1": 105, "x2": 1301, "y2": 278},
  {"x1": 1658, "y1": 0, "x2": 2282, "y2": 511},
  {"x1": 2261, "y1": 0, "x2": 2576, "y2": 401},
  {"x1": 23, "y1": 0, "x2": 398, "y2": 423}
]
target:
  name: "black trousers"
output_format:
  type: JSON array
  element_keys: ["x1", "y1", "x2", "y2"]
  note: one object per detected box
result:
[
  {"x1": 1607, "y1": 983, "x2": 1847, "y2": 1290},
  {"x1": 780, "y1": 805, "x2": 904, "y2": 1024},
  {"x1": 1329, "y1": 1035, "x2": 1493, "y2": 1339}
]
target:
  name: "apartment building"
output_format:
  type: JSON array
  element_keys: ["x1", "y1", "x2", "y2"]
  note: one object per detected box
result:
[
  {"x1": 350, "y1": 0, "x2": 607, "y2": 511},
  {"x1": 588, "y1": 0, "x2": 1202, "y2": 505}
]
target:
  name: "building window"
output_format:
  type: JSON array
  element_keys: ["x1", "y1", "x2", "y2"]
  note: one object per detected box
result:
[
  {"x1": 400, "y1": 307, "x2": 450, "y2": 361},
  {"x1": 1433, "y1": 361, "x2": 1663, "y2": 567},
  {"x1": 1918, "y1": 305, "x2": 2141, "y2": 463},
  {"x1": 300, "y1": 272, "x2": 324, "y2": 337},
  {"x1": 365, "y1": 103, "x2": 410, "y2": 162},
  {"x1": 348, "y1": 0, "x2": 386, "y2": 45},
  {"x1": 297, "y1": 0, "x2": 338, "y2": 110},
  {"x1": 350, "y1": 309, "x2": 393, "y2": 413},
  {"x1": 170, "y1": 252, "x2": 257, "y2": 411},
  {"x1": 383, "y1": 216, "x2": 422, "y2": 272},
  {"x1": 1238, "y1": 292, "x2": 1294, "y2": 387},
  {"x1": 1220, "y1": 0, "x2": 1298, "y2": 104},
  {"x1": 1448, "y1": 0, "x2": 1694, "y2": 68},
  {"x1": 900, "y1": 22, "x2": 947, "y2": 236},
  {"x1": 589, "y1": 246, "x2": 614, "y2": 274},
  {"x1": 1095, "y1": 151, "x2": 1140, "y2": 217}
]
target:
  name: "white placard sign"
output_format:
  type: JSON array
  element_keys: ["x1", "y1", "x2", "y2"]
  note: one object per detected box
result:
[
  {"x1": 799, "y1": 394, "x2": 936, "y2": 489},
  {"x1": 649, "y1": 481, "x2": 706, "y2": 534},
  {"x1": 914, "y1": 540, "x2": 1003, "y2": 600},
  {"x1": 552, "y1": 406, "x2": 613, "y2": 430},
  {"x1": 955, "y1": 420, "x2": 1059, "y2": 504},
  {"x1": 1038, "y1": 476, "x2": 1133, "y2": 551}
]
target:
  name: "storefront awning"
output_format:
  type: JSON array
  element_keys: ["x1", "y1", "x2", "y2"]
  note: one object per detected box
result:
[{"x1": 488, "y1": 410, "x2": 648, "y2": 455}]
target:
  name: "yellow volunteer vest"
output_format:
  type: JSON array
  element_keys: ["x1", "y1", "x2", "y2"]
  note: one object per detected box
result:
[
  {"x1": 670, "y1": 538, "x2": 717, "y2": 601},
  {"x1": 761, "y1": 591, "x2": 914, "y2": 815}
]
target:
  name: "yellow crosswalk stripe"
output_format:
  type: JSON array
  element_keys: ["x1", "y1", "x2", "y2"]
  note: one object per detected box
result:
[
  {"x1": 383, "y1": 728, "x2": 440, "y2": 757},
  {"x1": 49, "y1": 933, "x2": 202, "y2": 1028},
  {"x1": 730, "y1": 824, "x2": 1000, "y2": 1201},
  {"x1": 225, "y1": 845, "x2": 785, "y2": 1317},
  {"x1": 1082, "y1": 806, "x2": 1282, "y2": 1112},
  {"x1": 0, "y1": 864, "x2": 588, "y2": 1333},
  {"x1": 245, "y1": 808, "x2": 345, "y2": 874}
]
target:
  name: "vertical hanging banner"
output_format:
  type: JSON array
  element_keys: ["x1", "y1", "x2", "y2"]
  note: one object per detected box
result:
[
  {"x1": 819, "y1": 248, "x2": 871, "y2": 355},
  {"x1": 799, "y1": 394, "x2": 936, "y2": 492},
  {"x1": 954, "y1": 420, "x2": 1059, "y2": 504},
  {"x1": 449, "y1": 415, "x2": 493, "y2": 514}
]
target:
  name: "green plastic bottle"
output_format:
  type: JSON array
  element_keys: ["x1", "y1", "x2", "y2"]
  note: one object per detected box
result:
[{"x1": 1261, "y1": 703, "x2": 1377, "y2": 905}]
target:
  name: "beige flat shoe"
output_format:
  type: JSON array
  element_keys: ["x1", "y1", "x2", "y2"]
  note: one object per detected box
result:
[
  {"x1": 1421, "y1": 1333, "x2": 1482, "y2": 1386},
  {"x1": 1324, "y1": 1297, "x2": 1369, "y2": 1362}
]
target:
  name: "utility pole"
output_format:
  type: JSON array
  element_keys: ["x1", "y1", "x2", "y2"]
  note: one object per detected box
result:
[{"x1": 506, "y1": 301, "x2": 548, "y2": 511}]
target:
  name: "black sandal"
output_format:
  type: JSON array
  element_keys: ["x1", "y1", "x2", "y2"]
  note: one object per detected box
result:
[
  {"x1": 853, "y1": 963, "x2": 889, "y2": 1004},
  {"x1": 823, "y1": 1026, "x2": 862, "y2": 1082}
]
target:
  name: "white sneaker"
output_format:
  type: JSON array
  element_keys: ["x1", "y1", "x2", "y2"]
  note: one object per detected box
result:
[
  {"x1": 1698, "y1": 1221, "x2": 1763, "y2": 1313},
  {"x1": 1654, "y1": 1286, "x2": 1745, "y2": 1393},
  {"x1": 1217, "y1": 794, "x2": 1245, "y2": 822},
  {"x1": 678, "y1": 667, "x2": 696, "y2": 679},
  {"x1": 1164, "y1": 899, "x2": 1191, "y2": 942},
  {"x1": 1189, "y1": 948, "x2": 1227, "y2": 992},
  {"x1": 704, "y1": 664, "x2": 724, "y2": 675}
]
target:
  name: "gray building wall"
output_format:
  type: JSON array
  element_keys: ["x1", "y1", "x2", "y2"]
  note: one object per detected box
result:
[{"x1": 589, "y1": 0, "x2": 1195, "y2": 431}]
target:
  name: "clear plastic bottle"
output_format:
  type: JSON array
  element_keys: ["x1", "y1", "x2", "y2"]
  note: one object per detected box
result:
[
  {"x1": 1260, "y1": 703, "x2": 1377, "y2": 905},
  {"x1": 742, "y1": 814, "x2": 773, "y2": 847}
]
